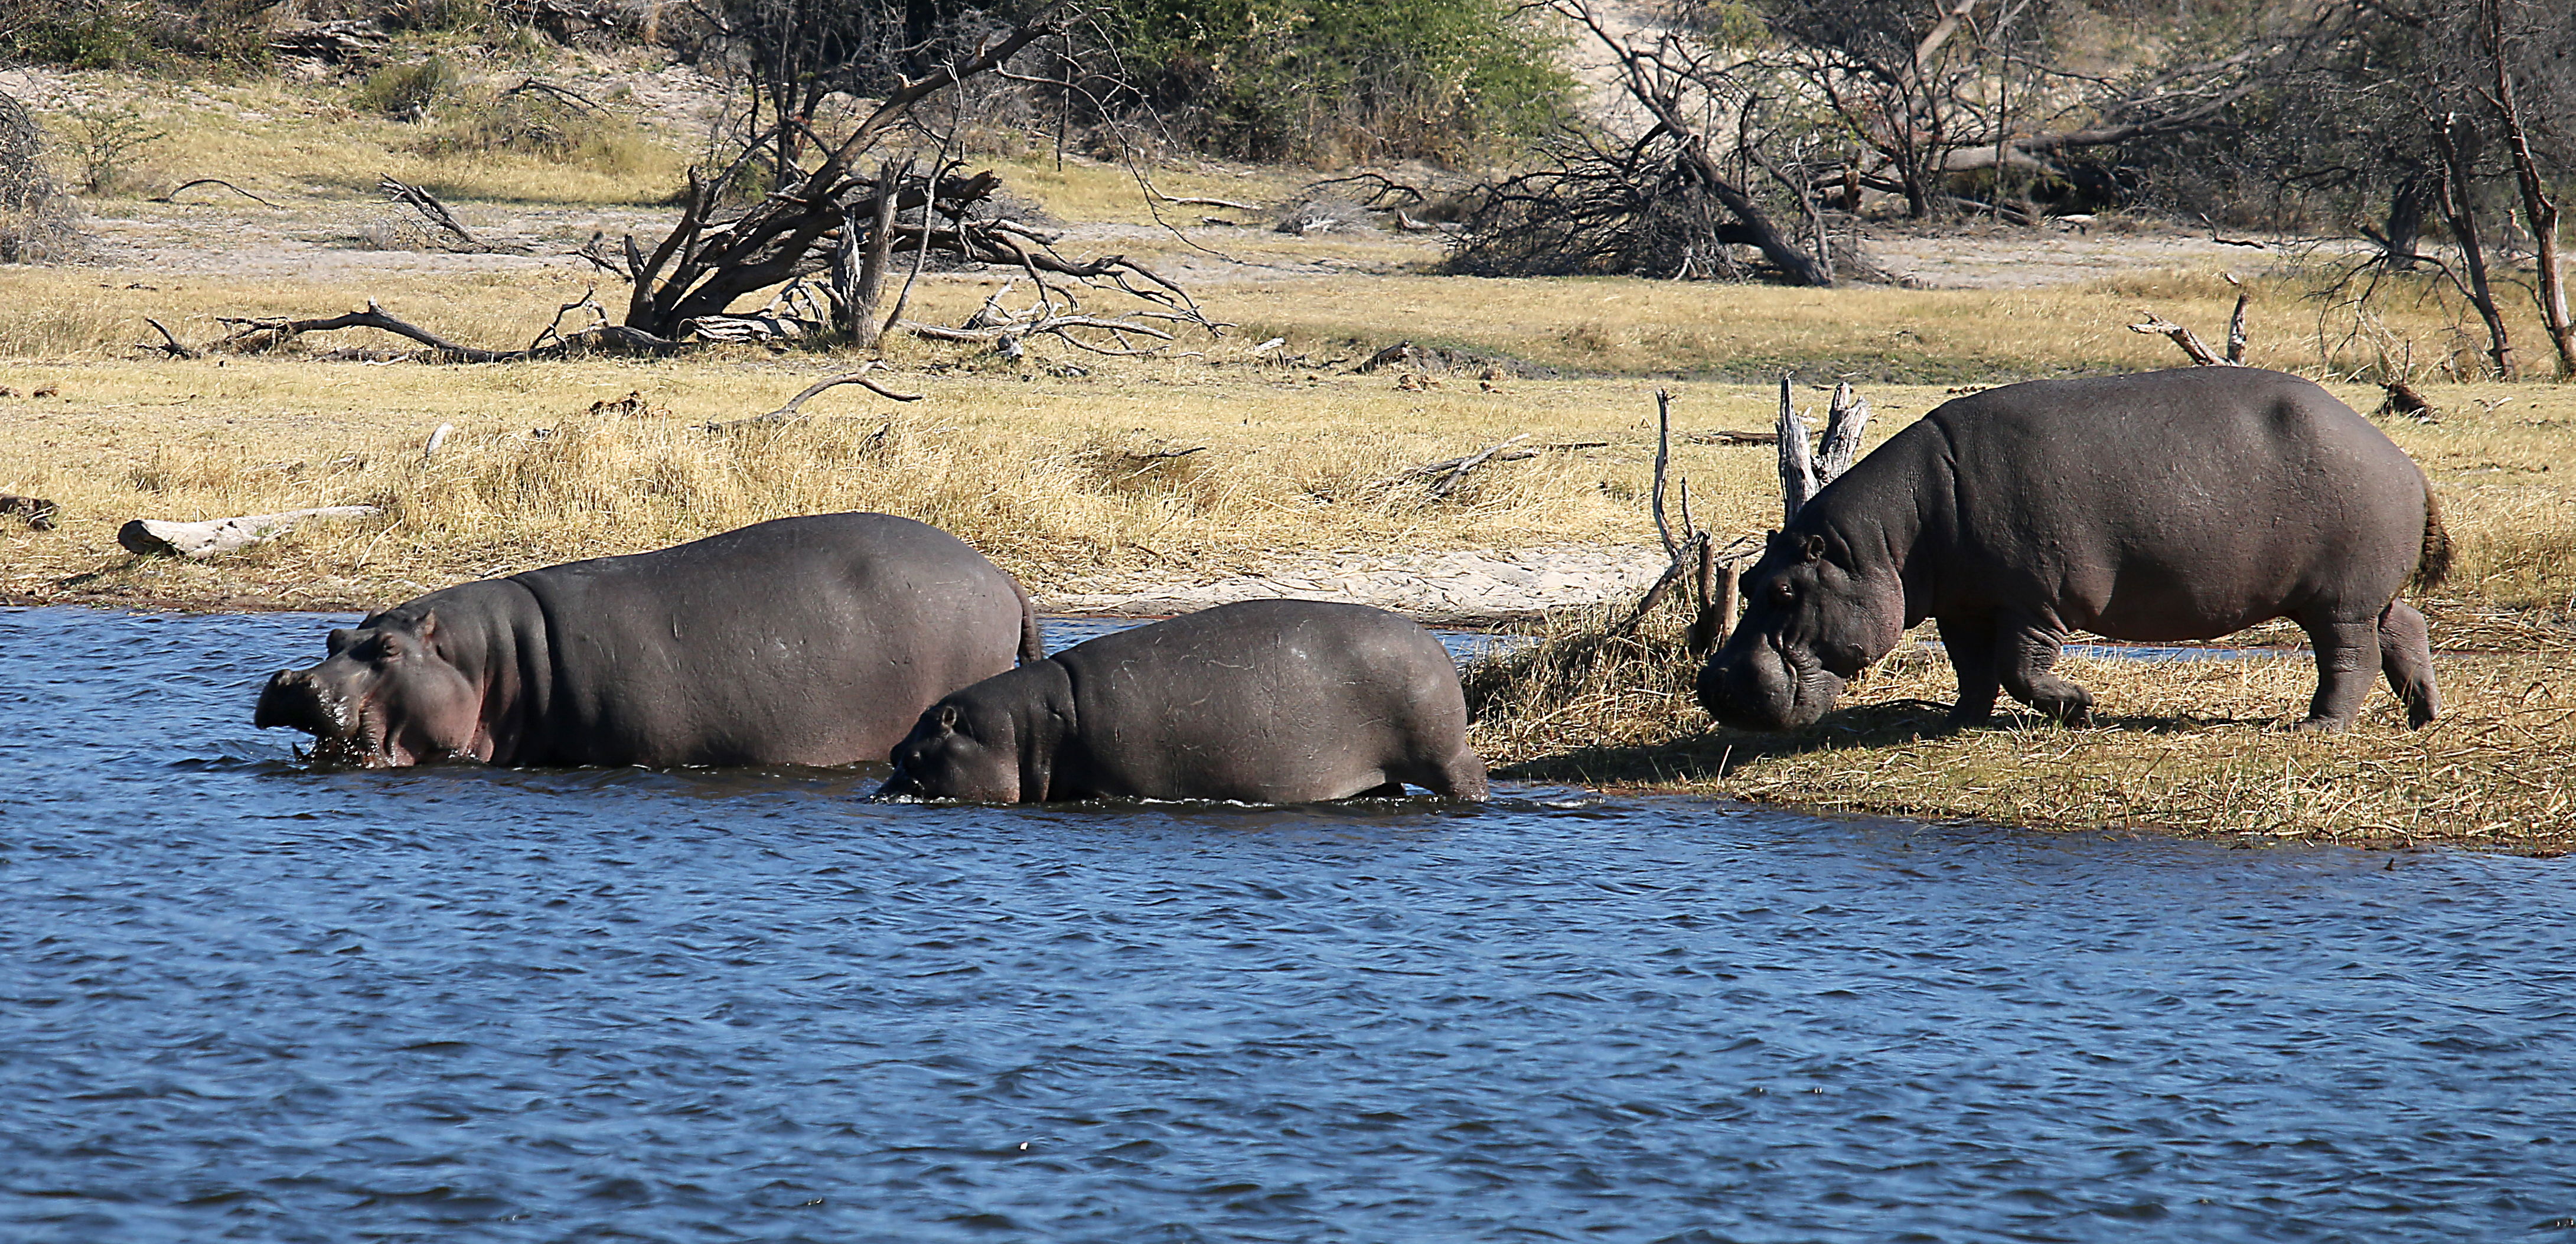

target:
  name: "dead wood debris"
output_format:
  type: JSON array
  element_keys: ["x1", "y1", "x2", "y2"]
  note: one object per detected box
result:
[{"x1": 1, "y1": 494, "x2": 59, "y2": 530}]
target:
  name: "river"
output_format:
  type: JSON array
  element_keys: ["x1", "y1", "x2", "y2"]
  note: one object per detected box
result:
[{"x1": 4, "y1": 606, "x2": 2571, "y2": 1242}]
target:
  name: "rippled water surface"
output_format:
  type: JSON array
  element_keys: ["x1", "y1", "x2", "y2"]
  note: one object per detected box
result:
[{"x1": 6, "y1": 606, "x2": 2574, "y2": 1243}]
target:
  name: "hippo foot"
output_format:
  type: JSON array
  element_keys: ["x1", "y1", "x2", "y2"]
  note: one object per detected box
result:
[
  {"x1": 2284, "y1": 715, "x2": 2352, "y2": 734},
  {"x1": 2028, "y1": 700, "x2": 2092, "y2": 728}
]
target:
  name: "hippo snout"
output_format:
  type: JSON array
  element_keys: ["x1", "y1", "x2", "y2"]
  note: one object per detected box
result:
[
  {"x1": 255, "y1": 669, "x2": 345, "y2": 736},
  {"x1": 1696, "y1": 646, "x2": 1839, "y2": 732}
]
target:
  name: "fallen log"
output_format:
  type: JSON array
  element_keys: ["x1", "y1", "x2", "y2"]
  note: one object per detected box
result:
[
  {"x1": 213, "y1": 299, "x2": 689, "y2": 362},
  {"x1": 118, "y1": 506, "x2": 379, "y2": 558}
]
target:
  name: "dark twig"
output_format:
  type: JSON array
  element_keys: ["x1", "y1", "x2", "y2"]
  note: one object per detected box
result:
[
  {"x1": 139, "y1": 318, "x2": 198, "y2": 359},
  {"x1": 156, "y1": 178, "x2": 280, "y2": 207},
  {"x1": 707, "y1": 365, "x2": 925, "y2": 431}
]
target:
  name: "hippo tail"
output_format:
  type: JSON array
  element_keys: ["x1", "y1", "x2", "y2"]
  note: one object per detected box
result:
[
  {"x1": 2412, "y1": 485, "x2": 2453, "y2": 594},
  {"x1": 1010, "y1": 576, "x2": 1045, "y2": 666}
]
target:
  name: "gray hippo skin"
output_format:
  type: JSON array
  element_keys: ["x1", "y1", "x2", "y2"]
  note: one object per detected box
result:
[
  {"x1": 255, "y1": 513, "x2": 1043, "y2": 767},
  {"x1": 877, "y1": 599, "x2": 1491, "y2": 803},
  {"x1": 1698, "y1": 367, "x2": 2448, "y2": 733}
]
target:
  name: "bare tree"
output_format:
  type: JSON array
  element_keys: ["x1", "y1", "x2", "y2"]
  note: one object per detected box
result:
[
  {"x1": 1742, "y1": 0, "x2": 2291, "y2": 219},
  {"x1": 1446, "y1": 0, "x2": 1831, "y2": 285}
]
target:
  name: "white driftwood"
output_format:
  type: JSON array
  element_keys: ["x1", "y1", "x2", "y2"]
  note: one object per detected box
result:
[
  {"x1": 118, "y1": 506, "x2": 379, "y2": 558},
  {"x1": 423, "y1": 422, "x2": 455, "y2": 461},
  {"x1": 1777, "y1": 375, "x2": 1818, "y2": 523},
  {"x1": 1815, "y1": 381, "x2": 1871, "y2": 480}
]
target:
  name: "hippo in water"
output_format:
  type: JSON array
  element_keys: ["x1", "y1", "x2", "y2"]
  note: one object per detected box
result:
[
  {"x1": 256, "y1": 513, "x2": 1041, "y2": 767},
  {"x1": 1698, "y1": 367, "x2": 2447, "y2": 734},
  {"x1": 876, "y1": 599, "x2": 1490, "y2": 803}
]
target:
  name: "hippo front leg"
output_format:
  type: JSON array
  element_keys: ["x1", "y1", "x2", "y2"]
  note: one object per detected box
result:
[
  {"x1": 1997, "y1": 614, "x2": 2093, "y2": 727},
  {"x1": 1936, "y1": 614, "x2": 2003, "y2": 727},
  {"x1": 2291, "y1": 614, "x2": 2383, "y2": 732}
]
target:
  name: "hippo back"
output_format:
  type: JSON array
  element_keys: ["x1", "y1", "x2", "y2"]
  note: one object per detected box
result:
[{"x1": 513, "y1": 513, "x2": 1029, "y2": 767}]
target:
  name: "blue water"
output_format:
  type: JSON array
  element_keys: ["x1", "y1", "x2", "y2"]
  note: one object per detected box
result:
[{"x1": 5, "y1": 607, "x2": 2573, "y2": 1243}]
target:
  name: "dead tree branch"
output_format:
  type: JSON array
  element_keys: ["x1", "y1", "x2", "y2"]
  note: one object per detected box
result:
[
  {"x1": 379, "y1": 175, "x2": 514, "y2": 252},
  {"x1": 2128, "y1": 314, "x2": 2236, "y2": 366},
  {"x1": 211, "y1": 299, "x2": 689, "y2": 361}
]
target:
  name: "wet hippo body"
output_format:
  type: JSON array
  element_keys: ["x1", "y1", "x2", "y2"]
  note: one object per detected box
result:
[
  {"x1": 256, "y1": 513, "x2": 1042, "y2": 767},
  {"x1": 1699, "y1": 367, "x2": 2447, "y2": 733},
  {"x1": 878, "y1": 600, "x2": 1490, "y2": 803}
]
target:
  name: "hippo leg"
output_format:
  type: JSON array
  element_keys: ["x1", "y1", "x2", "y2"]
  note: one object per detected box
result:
[
  {"x1": 1391, "y1": 748, "x2": 1491, "y2": 801},
  {"x1": 1997, "y1": 614, "x2": 2093, "y2": 726},
  {"x1": 2290, "y1": 614, "x2": 2382, "y2": 731},
  {"x1": 2376, "y1": 600, "x2": 2441, "y2": 728},
  {"x1": 1936, "y1": 614, "x2": 2002, "y2": 727}
]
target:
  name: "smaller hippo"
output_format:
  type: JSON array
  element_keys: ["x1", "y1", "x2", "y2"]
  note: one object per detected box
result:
[{"x1": 878, "y1": 600, "x2": 1490, "y2": 804}]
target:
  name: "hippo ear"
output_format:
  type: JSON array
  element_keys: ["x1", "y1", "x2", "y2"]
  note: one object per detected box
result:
[
  {"x1": 327, "y1": 627, "x2": 359, "y2": 654},
  {"x1": 932, "y1": 703, "x2": 961, "y2": 734},
  {"x1": 413, "y1": 610, "x2": 441, "y2": 642},
  {"x1": 1801, "y1": 533, "x2": 1827, "y2": 563}
]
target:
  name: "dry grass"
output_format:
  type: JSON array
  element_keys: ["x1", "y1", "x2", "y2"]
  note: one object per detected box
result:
[{"x1": 1468, "y1": 597, "x2": 2576, "y2": 850}]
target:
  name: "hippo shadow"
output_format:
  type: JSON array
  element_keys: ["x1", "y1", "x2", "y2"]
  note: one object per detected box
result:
[{"x1": 1491, "y1": 695, "x2": 2292, "y2": 786}]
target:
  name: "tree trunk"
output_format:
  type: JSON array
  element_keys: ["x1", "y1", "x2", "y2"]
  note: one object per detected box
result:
[
  {"x1": 2484, "y1": 0, "x2": 2575, "y2": 378},
  {"x1": 2385, "y1": 174, "x2": 2429, "y2": 271},
  {"x1": 837, "y1": 159, "x2": 904, "y2": 349},
  {"x1": 2435, "y1": 113, "x2": 2515, "y2": 378}
]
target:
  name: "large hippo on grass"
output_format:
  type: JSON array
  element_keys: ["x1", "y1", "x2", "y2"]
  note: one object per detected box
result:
[
  {"x1": 256, "y1": 513, "x2": 1041, "y2": 767},
  {"x1": 1699, "y1": 367, "x2": 2447, "y2": 734},
  {"x1": 876, "y1": 599, "x2": 1490, "y2": 803}
]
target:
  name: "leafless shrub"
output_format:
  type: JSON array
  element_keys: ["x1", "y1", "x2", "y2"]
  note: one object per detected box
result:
[{"x1": 0, "y1": 90, "x2": 83, "y2": 263}]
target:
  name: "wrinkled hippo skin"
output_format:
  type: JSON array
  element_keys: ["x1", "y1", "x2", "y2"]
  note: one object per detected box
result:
[
  {"x1": 256, "y1": 513, "x2": 1042, "y2": 767},
  {"x1": 878, "y1": 599, "x2": 1490, "y2": 803},
  {"x1": 1698, "y1": 367, "x2": 2447, "y2": 734}
]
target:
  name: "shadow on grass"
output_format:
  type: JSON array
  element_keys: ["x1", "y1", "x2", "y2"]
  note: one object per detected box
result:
[{"x1": 1494, "y1": 696, "x2": 2283, "y2": 786}]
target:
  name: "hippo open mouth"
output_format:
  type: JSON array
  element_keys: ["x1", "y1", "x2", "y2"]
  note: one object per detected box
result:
[{"x1": 255, "y1": 670, "x2": 392, "y2": 767}]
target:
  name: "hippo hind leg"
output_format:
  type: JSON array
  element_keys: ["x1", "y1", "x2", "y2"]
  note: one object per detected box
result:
[
  {"x1": 1390, "y1": 746, "x2": 1491, "y2": 802},
  {"x1": 1997, "y1": 614, "x2": 2094, "y2": 726},
  {"x1": 2378, "y1": 599, "x2": 2440, "y2": 728},
  {"x1": 2290, "y1": 613, "x2": 2382, "y2": 732}
]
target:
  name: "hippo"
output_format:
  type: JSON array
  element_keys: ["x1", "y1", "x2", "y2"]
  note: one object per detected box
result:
[
  {"x1": 256, "y1": 513, "x2": 1041, "y2": 767},
  {"x1": 1698, "y1": 367, "x2": 2447, "y2": 734},
  {"x1": 876, "y1": 599, "x2": 1490, "y2": 803}
]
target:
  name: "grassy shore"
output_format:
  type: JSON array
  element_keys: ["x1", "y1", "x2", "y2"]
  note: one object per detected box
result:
[{"x1": 5, "y1": 60, "x2": 2575, "y2": 848}]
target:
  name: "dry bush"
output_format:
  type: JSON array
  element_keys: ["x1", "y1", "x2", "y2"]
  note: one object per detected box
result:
[
  {"x1": 1463, "y1": 594, "x2": 1700, "y2": 759},
  {"x1": 0, "y1": 90, "x2": 82, "y2": 263},
  {"x1": 415, "y1": 88, "x2": 656, "y2": 174}
]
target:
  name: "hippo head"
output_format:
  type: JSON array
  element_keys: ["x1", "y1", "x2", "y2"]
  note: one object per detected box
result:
[
  {"x1": 255, "y1": 610, "x2": 484, "y2": 767},
  {"x1": 877, "y1": 702, "x2": 1025, "y2": 802},
  {"x1": 1696, "y1": 528, "x2": 1904, "y2": 731}
]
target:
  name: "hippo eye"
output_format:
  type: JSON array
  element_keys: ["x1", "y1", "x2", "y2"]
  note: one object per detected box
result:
[{"x1": 1769, "y1": 579, "x2": 1797, "y2": 604}]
